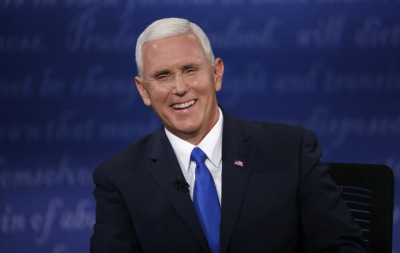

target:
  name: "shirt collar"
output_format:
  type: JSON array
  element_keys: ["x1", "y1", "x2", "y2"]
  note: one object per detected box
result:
[{"x1": 165, "y1": 108, "x2": 223, "y2": 173}]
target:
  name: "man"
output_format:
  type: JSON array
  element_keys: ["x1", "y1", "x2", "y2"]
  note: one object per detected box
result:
[{"x1": 90, "y1": 18, "x2": 366, "y2": 253}]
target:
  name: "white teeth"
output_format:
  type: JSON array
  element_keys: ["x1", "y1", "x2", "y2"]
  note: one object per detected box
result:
[{"x1": 172, "y1": 100, "x2": 196, "y2": 109}]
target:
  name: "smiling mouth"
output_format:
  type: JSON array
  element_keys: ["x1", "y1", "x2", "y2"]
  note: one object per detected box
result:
[{"x1": 171, "y1": 99, "x2": 197, "y2": 110}]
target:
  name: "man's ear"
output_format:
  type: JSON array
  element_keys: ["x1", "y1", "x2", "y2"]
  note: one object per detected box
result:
[
  {"x1": 135, "y1": 76, "x2": 152, "y2": 106},
  {"x1": 213, "y1": 58, "x2": 224, "y2": 92}
]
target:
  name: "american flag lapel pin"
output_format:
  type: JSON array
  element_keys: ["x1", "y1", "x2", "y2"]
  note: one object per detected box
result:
[{"x1": 234, "y1": 160, "x2": 244, "y2": 167}]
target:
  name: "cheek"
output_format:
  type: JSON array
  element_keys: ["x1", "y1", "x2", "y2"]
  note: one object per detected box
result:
[
  {"x1": 148, "y1": 85, "x2": 170, "y2": 101},
  {"x1": 192, "y1": 77, "x2": 215, "y2": 94}
]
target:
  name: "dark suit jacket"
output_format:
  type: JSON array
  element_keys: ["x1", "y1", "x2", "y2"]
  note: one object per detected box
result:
[{"x1": 90, "y1": 110, "x2": 366, "y2": 253}]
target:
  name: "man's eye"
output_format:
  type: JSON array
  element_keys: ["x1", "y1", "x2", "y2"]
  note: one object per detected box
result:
[
  {"x1": 156, "y1": 75, "x2": 169, "y2": 81},
  {"x1": 184, "y1": 68, "x2": 198, "y2": 75}
]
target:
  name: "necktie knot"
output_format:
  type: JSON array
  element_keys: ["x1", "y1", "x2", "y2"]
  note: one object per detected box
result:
[{"x1": 191, "y1": 147, "x2": 206, "y2": 164}]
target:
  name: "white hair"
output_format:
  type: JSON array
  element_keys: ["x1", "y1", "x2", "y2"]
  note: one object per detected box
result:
[{"x1": 135, "y1": 17, "x2": 215, "y2": 77}]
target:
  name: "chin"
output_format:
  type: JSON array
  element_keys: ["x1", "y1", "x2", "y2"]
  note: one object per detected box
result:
[
  {"x1": 174, "y1": 126, "x2": 199, "y2": 135},
  {"x1": 170, "y1": 123, "x2": 201, "y2": 135}
]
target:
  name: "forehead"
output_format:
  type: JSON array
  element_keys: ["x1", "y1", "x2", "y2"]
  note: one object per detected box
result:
[
  {"x1": 141, "y1": 33, "x2": 208, "y2": 74},
  {"x1": 143, "y1": 32, "x2": 202, "y2": 52}
]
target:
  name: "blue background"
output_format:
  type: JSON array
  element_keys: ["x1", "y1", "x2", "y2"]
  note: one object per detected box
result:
[{"x1": 1, "y1": 0, "x2": 399, "y2": 252}]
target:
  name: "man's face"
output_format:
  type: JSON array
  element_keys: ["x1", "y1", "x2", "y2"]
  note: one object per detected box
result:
[{"x1": 135, "y1": 33, "x2": 224, "y2": 145}]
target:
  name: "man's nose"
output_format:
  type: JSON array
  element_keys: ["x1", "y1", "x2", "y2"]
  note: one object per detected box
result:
[{"x1": 172, "y1": 73, "x2": 187, "y2": 95}]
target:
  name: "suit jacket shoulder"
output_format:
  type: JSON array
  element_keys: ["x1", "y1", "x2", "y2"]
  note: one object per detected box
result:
[
  {"x1": 93, "y1": 128, "x2": 164, "y2": 181},
  {"x1": 222, "y1": 111, "x2": 317, "y2": 173}
]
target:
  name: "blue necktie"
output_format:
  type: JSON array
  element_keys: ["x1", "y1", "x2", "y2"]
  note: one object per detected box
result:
[{"x1": 191, "y1": 147, "x2": 220, "y2": 253}]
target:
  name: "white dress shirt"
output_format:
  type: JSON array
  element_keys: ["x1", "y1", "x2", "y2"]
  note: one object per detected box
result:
[{"x1": 165, "y1": 108, "x2": 223, "y2": 204}]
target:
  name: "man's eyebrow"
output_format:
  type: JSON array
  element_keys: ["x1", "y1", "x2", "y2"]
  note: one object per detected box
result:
[{"x1": 182, "y1": 64, "x2": 200, "y2": 70}]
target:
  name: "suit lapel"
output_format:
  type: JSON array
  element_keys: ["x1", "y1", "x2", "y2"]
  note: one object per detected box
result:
[
  {"x1": 146, "y1": 129, "x2": 209, "y2": 252},
  {"x1": 219, "y1": 112, "x2": 256, "y2": 253}
]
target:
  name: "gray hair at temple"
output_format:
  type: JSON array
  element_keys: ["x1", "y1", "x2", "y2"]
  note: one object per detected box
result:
[{"x1": 135, "y1": 17, "x2": 215, "y2": 77}]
